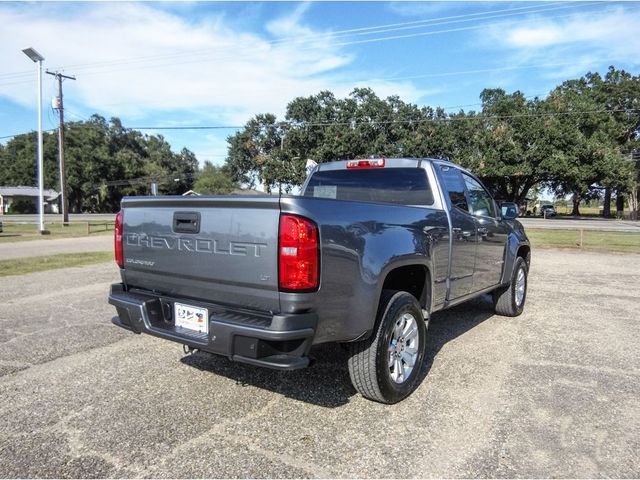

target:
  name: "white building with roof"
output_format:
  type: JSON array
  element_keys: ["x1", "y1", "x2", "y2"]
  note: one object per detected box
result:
[{"x1": 0, "y1": 186, "x2": 60, "y2": 214}]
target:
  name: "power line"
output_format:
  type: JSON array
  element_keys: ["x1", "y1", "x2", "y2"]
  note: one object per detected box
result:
[
  {"x1": 74, "y1": 5, "x2": 616, "y2": 79},
  {"x1": 284, "y1": 2, "x2": 559, "y2": 39},
  {"x1": 3, "y1": 107, "x2": 637, "y2": 142},
  {"x1": 0, "y1": 1, "x2": 608, "y2": 85},
  {"x1": 127, "y1": 108, "x2": 640, "y2": 130},
  {"x1": 0, "y1": 129, "x2": 55, "y2": 140},
  {"x1": 0, "y1": 2, "x2": 595, "y2": 81},
  {"x1": 329, "y1": 7, "x2": 638, "y2": 48},
  {"x1": 367, "y1": 61, "x2": 604, "y2": 82}
]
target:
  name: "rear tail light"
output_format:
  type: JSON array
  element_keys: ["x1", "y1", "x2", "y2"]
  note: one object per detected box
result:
[
  {"x1": 346, "y1": 158, "x2": 385, "y2": 169},
  {"x1": 279, "y1": 214, "x2": 319, "y2": 291},
  {"x1": 114, "y1": 210, "x2": 124, "y2": 268}
]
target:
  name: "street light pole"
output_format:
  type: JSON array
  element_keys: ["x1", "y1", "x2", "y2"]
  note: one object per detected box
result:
[{"x1": 22, "y1": 47, "x2": 48, "y2": 234}]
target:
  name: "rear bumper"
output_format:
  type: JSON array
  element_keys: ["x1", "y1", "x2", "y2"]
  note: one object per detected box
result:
[{"x1": 108, "y1": 283, "x2": 317, "y2": 370}]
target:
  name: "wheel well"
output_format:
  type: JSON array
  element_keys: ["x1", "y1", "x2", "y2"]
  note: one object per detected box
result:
[
  {"x1": 381, "y1": 265, "x2": 430, "y2": 309},
  {"x1": 517, "y1": 245, "x2": 531, "y2": 266}
]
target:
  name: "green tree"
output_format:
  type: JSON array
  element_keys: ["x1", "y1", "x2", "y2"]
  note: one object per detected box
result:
[
  {"x1": 0, "y1": 115, "x2": 197, "y2": 212},
  {"x1": 193, "y1": 161, "x2": 236, "y2": 194},
  {"x1": 225, "y1": 113, "x2": 285, "y2": 192},
  {"x1": 459, "y1": 89, "x2": 561, "y2": 203},
  {"x1": 548, "y1": 71, "x2": 636, "y2": 215}
]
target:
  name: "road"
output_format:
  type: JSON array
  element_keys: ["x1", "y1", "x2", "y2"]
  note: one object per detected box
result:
[
  {"x1": 1, "y1": 250, "x2": 638, "y2": 477},
  {"x1": 1, "y1": 213, "x2": 115, "y2": 223},
  {"x1": 0, "y1": 235, "x2": 112, "y2": 260},
  {"x1": 4, "y1": 212, "x2": 640, "y2": 232},
  {"x1": 519, "y1": 216, "x2": 640, "y2": 232}
]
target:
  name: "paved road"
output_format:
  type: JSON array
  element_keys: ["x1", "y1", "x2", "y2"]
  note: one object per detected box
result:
[
  {"x1": 0, "y1": 235, "x2": 112, "y2": 260},
  {"x1": 519, "y1": 216, "x2": 640, "y2": 232},
  {"x1": 1, "y1": 213, "x2": 115, "y2": 223},
  {"x1": 5, "y1": 212, "x2": 640, "y2": 232},
  {"x1": 1, "y1": 251, "x2": 639, "y2": 478}
]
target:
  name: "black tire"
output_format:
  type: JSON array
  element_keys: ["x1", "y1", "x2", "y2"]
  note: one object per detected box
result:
[
  {"x1": 493, "y1": 256, "x2": 528, "y2": 317},
  {"x1": 347, "y1": 290, "x2": 427, "y2": 404}
]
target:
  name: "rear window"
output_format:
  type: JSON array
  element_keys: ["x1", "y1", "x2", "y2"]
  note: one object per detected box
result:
[{"x1": 304, "y1": 168, "x2": 434, "y2": 206}]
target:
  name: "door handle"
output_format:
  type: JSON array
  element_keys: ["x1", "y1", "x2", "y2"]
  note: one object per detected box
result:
[
  {"x1": 453, "y1": 227, "x2": 472, "y2": 238},
  {"x1": 173, "y1": 211, "x2": 201, "y2": 234}
]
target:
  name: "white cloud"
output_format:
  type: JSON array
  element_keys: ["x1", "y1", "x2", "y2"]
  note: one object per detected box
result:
[
  {"x1": 481, "y1": 6, "x2": 640, "y2": 78},
  {"x1": 265, "y1": 2, "x2": 313, "y2": 38},
  {"x1": 0, "y1": 2, "x2": 424, "y2": 126},
  {"x1": 503, "y1": 9, "x2": 637, "y2": 51}
]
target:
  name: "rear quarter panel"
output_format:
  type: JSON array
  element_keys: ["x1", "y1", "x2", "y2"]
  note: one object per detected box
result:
[{"x1": 281, "y1": 196, "x2": 449, "y2": 343}]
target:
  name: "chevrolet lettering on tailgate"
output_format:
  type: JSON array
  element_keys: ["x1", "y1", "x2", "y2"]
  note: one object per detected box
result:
[{"x1": 126, "y1": 233, "x2": 267, "y2": 257}]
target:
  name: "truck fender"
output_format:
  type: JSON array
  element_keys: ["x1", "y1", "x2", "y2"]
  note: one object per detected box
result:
[
  {"x1": 374, "y1": 258, "x2": 434, "y2": 315},
  {"x1": 500, "y1": 230, "x2": 530, "y2": 285}
]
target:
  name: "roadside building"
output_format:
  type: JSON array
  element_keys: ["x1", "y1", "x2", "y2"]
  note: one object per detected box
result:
[{"x1": 0, "y1": 186, "x2": 60, "y2": 214}]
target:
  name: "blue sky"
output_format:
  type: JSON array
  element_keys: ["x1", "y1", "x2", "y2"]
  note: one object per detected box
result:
[{"x1": 1, "y1": 1, "x2": 639, "y2": 166}]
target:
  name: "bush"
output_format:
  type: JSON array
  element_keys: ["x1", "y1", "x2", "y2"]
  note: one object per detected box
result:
[{"x1": 8, "y1": 199, "x2": 37, "y2": 214}]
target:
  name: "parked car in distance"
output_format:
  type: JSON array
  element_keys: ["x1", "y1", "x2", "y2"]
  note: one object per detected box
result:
[
  {"x1": 540, "y1": 204, "x2": 556, "y2": 217},
  {"x1": 108, "y1": 158, "x2": 531, "y2": 404}
]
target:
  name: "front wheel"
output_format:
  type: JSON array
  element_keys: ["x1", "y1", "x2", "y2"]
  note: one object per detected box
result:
[
  {"x1": 493, "y1": 256, "x2": 528, "y2": 317},
  {"x1": 347, "y1": 290, "x2": 427, "y2": 404}
]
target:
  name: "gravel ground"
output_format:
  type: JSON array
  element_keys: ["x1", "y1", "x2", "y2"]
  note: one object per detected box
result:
[
  {"x1": 0, "y1": 250, "x2": 638, "y2": 478},
  {"x1": 0, "y1": 235, "x2": 112, "y2": 260}
]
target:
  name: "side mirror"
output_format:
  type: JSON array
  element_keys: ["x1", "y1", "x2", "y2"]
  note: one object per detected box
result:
[{"x1": 500, "y1": 202, "x2": 519, "y2": 220}]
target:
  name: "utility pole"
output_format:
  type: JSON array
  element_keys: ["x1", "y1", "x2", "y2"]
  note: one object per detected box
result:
[{"x1": 46, "y1": 70, "x2": 75, "y2": 225}]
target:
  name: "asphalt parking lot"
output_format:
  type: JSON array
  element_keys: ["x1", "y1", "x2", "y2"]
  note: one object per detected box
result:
[{"x1": 1, "y1": 250, "x2": 639, "y2": 478}]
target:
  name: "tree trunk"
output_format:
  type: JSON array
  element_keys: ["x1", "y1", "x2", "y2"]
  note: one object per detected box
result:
[
  {"x1": 603, "y1": 187, "x2": 611, "y2": 217},
  {"x1": 516, "y1": 180, "x2": 535, "y2": 205},
  {"x1": 616, "y1": 190, "x2": 625, "y2": 218},
  {"x1": 571, "y1": 191, "x2": 581, "y2": 216}
]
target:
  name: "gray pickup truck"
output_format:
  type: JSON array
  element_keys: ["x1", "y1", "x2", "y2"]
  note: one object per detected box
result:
[{"x1": 109, "y1": 158, "x2": 530, "y2": 403}]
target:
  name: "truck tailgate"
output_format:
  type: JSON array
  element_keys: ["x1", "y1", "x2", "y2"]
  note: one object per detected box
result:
[{"x1": 120, "y1": 196, "x2": 280, "y2": 313}]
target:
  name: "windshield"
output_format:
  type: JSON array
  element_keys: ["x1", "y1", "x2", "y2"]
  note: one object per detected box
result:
[{"x1": 304, "y1": 168, "x2": 434, "y2": 206}]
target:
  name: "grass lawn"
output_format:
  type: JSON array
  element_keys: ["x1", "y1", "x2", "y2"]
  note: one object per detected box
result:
[
  {"x1": 0, "y1": 251, "x2": 113, "y2": 277},
  {"x1": 0, "y1": 221, "x2": 113, "y2": 243},
  {"x1": 527, "y1": 228, "x2": 640, "y2": 254}
]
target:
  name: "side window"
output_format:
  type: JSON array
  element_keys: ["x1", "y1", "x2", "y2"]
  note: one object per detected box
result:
[
  {"x1": 462, "y1": 174, "x2": 496, "y2": 218},
  {"x1": 439, "y1": 165, "x2": 469, "y2": 212}
]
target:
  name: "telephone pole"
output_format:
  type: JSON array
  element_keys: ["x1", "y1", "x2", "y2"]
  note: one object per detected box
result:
[{"x1": 46, "y1": 70, "x2": 75, "y2": 225}]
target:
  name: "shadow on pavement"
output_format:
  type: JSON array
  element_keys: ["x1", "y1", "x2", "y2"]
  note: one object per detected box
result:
[
  {"x1": 181, "y1": 294, "x2": 496, "y2": 407},
  {"x1": 417, "y1": 294, "x2": 496, "y2": 386},
  {"x1": 181, "y1": 343, "x2": 356, "y2": 408}
]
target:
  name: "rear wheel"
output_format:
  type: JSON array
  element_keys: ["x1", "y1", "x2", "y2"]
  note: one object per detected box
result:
[
  {"x1": 347, "y1": 290, "x2": 427, "y2": 404},
  {"x1": 493, "y1": 256, "x2": 528, "y2": 317}
]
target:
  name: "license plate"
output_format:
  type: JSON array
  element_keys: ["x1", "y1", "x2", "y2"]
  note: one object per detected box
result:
[{"x1": 174, "y1": 302, "x2": 208, "y2": 334}]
